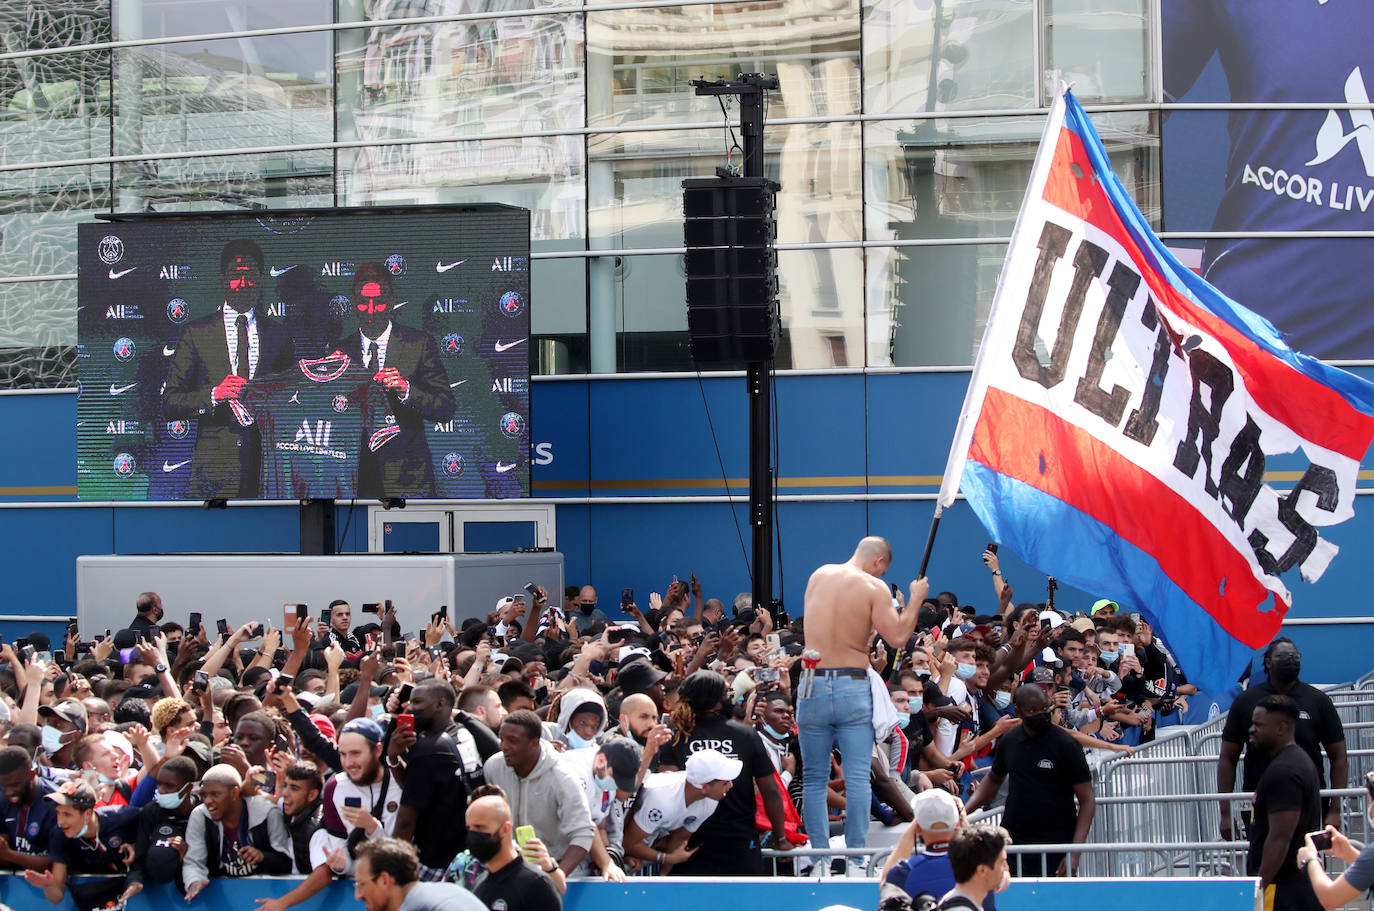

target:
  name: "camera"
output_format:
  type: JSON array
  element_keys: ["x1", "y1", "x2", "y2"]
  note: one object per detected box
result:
[{"x1": 1309, "y1": 830, "x2": 1333, "y2": 852}]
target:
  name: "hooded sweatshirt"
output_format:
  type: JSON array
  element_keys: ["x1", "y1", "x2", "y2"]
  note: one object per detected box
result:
[
  {"x1": 482, "y1": 740, "x2": 595, "y2": 862},
  {"x1": 182, "y1": 795, "x2": 291, "y2": 886},
  {"x1": 543, "y1": 688, "x2": 608, "y2": 750}
]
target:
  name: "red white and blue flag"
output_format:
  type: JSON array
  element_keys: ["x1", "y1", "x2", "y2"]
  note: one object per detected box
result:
[{"x1": 938, "y1": 88, "x2": 1374, "y2": 693}]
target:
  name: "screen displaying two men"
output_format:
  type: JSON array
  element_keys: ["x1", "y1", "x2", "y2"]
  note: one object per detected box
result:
[{"x1": 77, "y1": 208, "x2": 531, "y2": 501}]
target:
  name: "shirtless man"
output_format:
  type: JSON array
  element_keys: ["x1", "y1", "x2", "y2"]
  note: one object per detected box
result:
[{"x1": 799, "y1": 536, "x2": 928, "y2": 866}]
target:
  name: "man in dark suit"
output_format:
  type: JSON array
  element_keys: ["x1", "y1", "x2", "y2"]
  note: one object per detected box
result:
[
  {"x1": 338, "y1": 262, "x2": 455, "y2": 498},
  {"x1": 163, "y1": 239, "x2": 293, "y2": 498}
]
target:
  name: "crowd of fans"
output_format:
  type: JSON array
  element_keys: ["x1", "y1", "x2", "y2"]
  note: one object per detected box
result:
[{"x1": 0, "y1": 552, "x2": 1302, "y2": 909}]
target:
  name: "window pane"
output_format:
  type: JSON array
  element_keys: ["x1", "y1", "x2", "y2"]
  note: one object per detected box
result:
[
  {"x1": 588, "y1": 0, "x2": 859, "y2": 129},
  {"x1": 532, "y1": 254, "x2": 587, "y2": 375},
  {"x1": 864, "y1": 111, "x2": 1159, "y2": 242},
  {"x1": 864, "y1": 0, "x2": 1034, "y2": 116},
  {"x1": 1044, "y1": 0, "x2": 1151, "y2": 104}
]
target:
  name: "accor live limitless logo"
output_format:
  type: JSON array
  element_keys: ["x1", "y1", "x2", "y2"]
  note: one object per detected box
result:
[{"x1": 1239, "y1": 67, "x2": 1374, "y2": 212}]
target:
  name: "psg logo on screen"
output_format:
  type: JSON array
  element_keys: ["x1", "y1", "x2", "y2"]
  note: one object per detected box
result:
[
  {"x1": 442, "y1": 452, "x2": 465, "y2": 477},
  {"x1": 97, "y1": 235, "x2": 124, "y2": 265},
  {"x1": 498, "y1": 291, "x2": 524, "y2": 318},
  {"x1": 386, "y1": 254, "x2": 408, "y2": 277},
  {"x1": 332, "y1": 395, "x2": 349, "y2": 414},
  {"x1": 166, "y1": 420, "x2": 190, "y2": 439},
  {"x1": 167, "y1": 298, "x2": 189, "y2": 324},
  {"x1": 113, "y1": 337, "x2": 136, "y2": 361},
  {"x1": 500, "y1": 411, "x2": 526, "y2": 439},
  {"x1": 441, "y1": 333, "x2": 464, "y2": 357},
  {"x1": 329, "y1": 295, "x2": 350, "y2": 317},
  {"x1": 112, "y1": 453, "x2": 136, "y2": 477}
]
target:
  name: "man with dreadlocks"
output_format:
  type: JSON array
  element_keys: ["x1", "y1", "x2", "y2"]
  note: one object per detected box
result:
[{"x1": 656, "y1": 670, "x2": 790, "y2": 875}]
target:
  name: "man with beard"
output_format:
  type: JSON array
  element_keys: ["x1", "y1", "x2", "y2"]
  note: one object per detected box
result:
[
  {"x1": 465, "y1": 795, "x2": 562, "y2": 911},
  {"x1": 390, "y1": 679, "x2": 470, "y2": 868},
  {"x1": 164, "y1": 239, "x2": 293, "y2": 498},
  {"x1": 278, "y1": 761, "x2": 323, "y2": 875},
  {"x1": 1219, "y1": 639, "x2": 1346, "y2": 839},
  {"x1": 336, "y1": 262, "x2": 454, "y2": 498},
  {"x1": 0, "y1": 745, "x2": 61, "y2": 871}
]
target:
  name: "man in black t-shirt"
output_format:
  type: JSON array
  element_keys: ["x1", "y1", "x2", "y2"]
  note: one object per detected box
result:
[
  {"x1": 965, "y1": 685, "x2": 1093, "y2": 877},
  {"x1": 1247, "y1": 695, "x2": 1322, "y2": 911},
  {"x1": 465, "y1": 794, "x2": 562, "y2": 911},
  {"x1": 392, "y1": 679, "x2": 469, "y2": 869},
  {"x1": 1219, "y1": 639, "x2": 1346, "y2": 839},
  {"x1": 656, "y1": 671, "x2": 788, "y2": 875}
]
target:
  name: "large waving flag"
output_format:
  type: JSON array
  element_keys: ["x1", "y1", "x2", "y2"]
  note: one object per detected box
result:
[{"x1": 938, "y1": 88, "x2": 1374, "y2": 693}]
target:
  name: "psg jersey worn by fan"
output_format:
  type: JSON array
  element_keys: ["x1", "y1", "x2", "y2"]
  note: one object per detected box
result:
[
  {"x1": 0, "y1": 778, "x2": 64, "y2": 859},
  {"x1": 53, "y1": 805, "x2": 140, "y2": 873},
  {"x1": 1163, "y1": 1, "x2": 1374, "y2": 358},
  {"x1": 240, "y1": 354, "x2": 399, "y2": 498}
]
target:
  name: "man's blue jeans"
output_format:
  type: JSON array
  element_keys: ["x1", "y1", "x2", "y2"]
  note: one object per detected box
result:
[{"x1": 798, "y1": 671, "x2": 873, "y2": 858}]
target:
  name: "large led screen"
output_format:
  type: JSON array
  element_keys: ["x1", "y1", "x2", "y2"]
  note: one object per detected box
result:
[{"x1": 77, "y1": 207, "x2": 531, "y2": 500}]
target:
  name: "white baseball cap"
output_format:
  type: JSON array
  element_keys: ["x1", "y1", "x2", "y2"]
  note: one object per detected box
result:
[
  {"x1": 685, "y1": 749, "x2": 743, "y2": 787},
  {"x1": 911, "y1": 788, "x2": 960, "y2": 836}
]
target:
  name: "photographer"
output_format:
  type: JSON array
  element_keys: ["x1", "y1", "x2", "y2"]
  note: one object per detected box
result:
[{"x1": 1296, "y1": 772, "x2": 1374, "y2": 908}]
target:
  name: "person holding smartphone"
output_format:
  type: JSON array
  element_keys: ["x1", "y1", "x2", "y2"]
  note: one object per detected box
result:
[{"x1": 1297, "y1": 772, "x2": 1374, "y2": 907}]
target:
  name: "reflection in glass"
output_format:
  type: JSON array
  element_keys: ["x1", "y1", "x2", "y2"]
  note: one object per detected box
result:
[
  {"x1": 864, "y1": 0, "x2": 1033, "y2": 116},
  {"x1": 588, "y1": 0, "x2": 859, "y2": 129},
  {"x1": 337, "y1": 1, "x2": 586, "y2": 243},
  {"x1": 1043, "y1": 0, "x2": 1150, "y2": 104},
  {"x1": 112, "y1": 0, "x2": 333, "y2": 210}
]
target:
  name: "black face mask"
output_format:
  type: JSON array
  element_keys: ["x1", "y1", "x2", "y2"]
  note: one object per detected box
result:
[
  {"x1": 579, "y1": 603, "x2": 595, "y2": 615},
  {"x1": 1022, "y1": 711, "x2": 1053, "y2": 734},
  {"x1": 1271, "y1": 654, "x2": 1301, "y2": 684},
  {"x1": 467, "y1": 830, "x2": 504, "y2": 863}
]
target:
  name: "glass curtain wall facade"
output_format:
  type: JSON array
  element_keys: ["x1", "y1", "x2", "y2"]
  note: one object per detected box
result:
[{"x1": 1, "y1": 0, "x2": 1162, "y2": 387}]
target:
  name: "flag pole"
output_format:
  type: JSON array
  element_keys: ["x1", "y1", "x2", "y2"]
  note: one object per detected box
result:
[{"x1": 917, "y1": 506, "x2": 941, "y2": 579}]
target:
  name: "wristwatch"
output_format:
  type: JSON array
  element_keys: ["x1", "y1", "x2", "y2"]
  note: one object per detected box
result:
[{"x1": 155, "y1": 663, "x2": 168, "y2": 673}]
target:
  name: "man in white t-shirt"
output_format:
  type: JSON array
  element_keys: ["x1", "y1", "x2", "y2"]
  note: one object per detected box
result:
[
  {"x1": 557, "y1": 736, "x2": 642, "y2": 879},
  {"x1": 622, "y1": 749, "x2": 739, "y2": 873},
  {"x1": 935, "y1": 639, "x2": 979, "y2": 756}
]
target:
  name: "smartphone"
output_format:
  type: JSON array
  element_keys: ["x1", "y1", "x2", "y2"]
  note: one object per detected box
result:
[
  {"x1": 216, "y1": 618, "x2": 230, "y2": 638},
  {"x1": 396, "y1": 683, "x2": 414, "y2": 705},
  {"x1": 14, "y1": 638, "x2": 28, "y2": 652},
  {"x1": 514, "y1": 825, "x2": 535, "y2": 847},
  {"x1": 188, "y1": 612, "x2": 202, "y2": 635},
  {"x1": 284, "y1": 606, "x2": 298, "y2": 630},
  {"x1": 766, "y1": 633, "x2": 781, "y2": 653},
  {"x1": 344, "y1": 796, "x2": 362, "y2": 809},
  {"x1": 396, "y1": 713, "x2": 414, "y2": 733},
  {"x1": 18, "y1": 646, "x2": 34, "y2": 664},
  {"x1": 438, "y1": 605, "x2": 449, "y2": 620},
  {"x1": 621, "y1": 587, "x2": 634, "y2": 608},
  {"x1": 296, "y1": 603, "x2": 309, "y2": 620},
  {"x1": 248, "y1": 623, "x2": 264, "y2": 638},
  {"x1": 1309, "y1": 830, "x2": 1333, "y2": 852},
  {"x1": 320, "y1": 608, "x2": 332, "y2": 628},
  {"x1": 385, "y1": 599, "x2": 393, "y2": 614},
  {"x1": 986, "y1": 542, "x2": 999, "y2": 554},
  {"x1": 275, "y1": 674, "x2": 294, "y2": 692},
  {"x1": 755, "y1": 667, "x2": 780, "y2": 683},
  {"x1": 362, "y1": 603, "x2": 381, "y2": 614},
  {"x1": 94, "y1": 634, "x2": 106, "y2": 643},
  {"x1": 194, "y1": 670, "x2": 209, "y2": 688},
  {"x1": 1121, "y1": 643, "x2": 1136, "y2": 657},
  {"x1": 660, "y1": 712, "x2": 672, "y2": 727},
  {"x1": 35, "y1": 651, "x2": 53, "y2": 665},
  {"x1": 524, "y1": 582, "x2": 539, "y2": 599},
  {"x1": 607, "y1": 627, "x2": 636, "y2": 644}
]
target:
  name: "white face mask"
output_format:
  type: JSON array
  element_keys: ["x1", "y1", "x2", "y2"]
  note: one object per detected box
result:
[{"x1": 994, "y1": 866, "x2": 1010, "y2": 893}]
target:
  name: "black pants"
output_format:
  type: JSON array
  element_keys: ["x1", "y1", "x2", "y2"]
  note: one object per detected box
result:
[{"x1": 670, "y1": 839, "x2": 763, "y2": 876}]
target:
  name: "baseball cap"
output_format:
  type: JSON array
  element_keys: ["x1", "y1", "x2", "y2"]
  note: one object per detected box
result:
[
  {"x1": 1070, "y1": 617, "x2": 1095, "y2": 635},
  {"x1": 309, "y1": 713, "x2": 337, "y2": 742},
  {"x1": 685, "y1": 748, "x2": 743, "y2": 787},
  {"x1": 1029, "y1": 665, "x2": 1056, "y2": 685},
  {"x1": 598, "y1": 738, "x2": 643, "y2": 793},
  {"x1": 39, "y1": 699, "x2": 88, "y2": 734},
  {"x1": 339, "y1": 718, "x2": 385, "y2": 743},
  {"x1": 911, "y1": 788, "x2": 960, "y2": 836},
  {"x1": 46, "y1": 780, "x2": 97, "y2": 811},
  {"x1": 1090, "y1": 599, "x2": 1118, "y2": 616},
  {"x1": 1038, "y1": 610, "x2": 1065, "y2": 630}
]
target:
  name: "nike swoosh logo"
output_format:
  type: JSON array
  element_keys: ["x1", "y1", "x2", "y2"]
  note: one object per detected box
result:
[
  {"x1": 495, "y1": 461, "x2": 516, "y2": 473},
  {"x1": 449, "y1": 380, "x2": 467, "y2": 388},
  {"x1": 494, "y1": 338, "x2": 526, "y2": 352},
  {"x1": 269, "y1": 265, "x2": 298, "y2": 277},
  {"x1": 109, "y1": 382, "x2": 137, "y2": 395},
  {"x1": 163, "y1": 459, "x2": 191, "y2": 472},
  {"x1": 163, "y1": 346, "x2": 177, "y2": 357},
  {"x1": 108, "y1": 267, "x2": 136, "y2": 279},
  {"x1": 436, "y1": 259, "x2": 466, "y2": 273},
  {"x1": 392, "y1": 301, "x2": 407, "y2": 310}
]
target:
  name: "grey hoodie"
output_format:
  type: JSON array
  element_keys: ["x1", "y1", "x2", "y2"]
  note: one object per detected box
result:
[
  {"x1": 542, "y1": 687, "x2": 608, "y2": 749},
  {"x1": 482, "y1": 739, "x2": 595, "y2": 863}
]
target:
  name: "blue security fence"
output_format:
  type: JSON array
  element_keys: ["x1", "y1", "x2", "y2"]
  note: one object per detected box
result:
[
  {"x1": 4, "y1": 368, "x2": 1374, "y2": 679},
  {"x1": 0, "y1": 874, "x2": 1258, "y2": 911}
]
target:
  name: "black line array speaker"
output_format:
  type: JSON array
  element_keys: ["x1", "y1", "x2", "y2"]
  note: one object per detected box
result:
[{"x1": 682, "y1": 176, "x2": 781, "y2": 367}]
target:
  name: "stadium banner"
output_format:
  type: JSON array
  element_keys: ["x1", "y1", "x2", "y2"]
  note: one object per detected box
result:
[
  {"x1": 77, "y1": 207, "x2": 530, "y2": 501},
  {"x1": 937, "y1": 88, "x2": 1374, "y2": 693}
]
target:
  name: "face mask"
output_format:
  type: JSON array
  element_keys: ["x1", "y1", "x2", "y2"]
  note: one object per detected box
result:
[
  {"x1": 98, "y1": 772, "x2": 119, "y2": 786},
  {"x1": 467, "y1": 830, "x2": 504, "y2": 863},
  {"x1": 763, "y1": 724, "x2": 791, "y2": 741},
  {"x1": 566, "y1": 730, "x2": 596, "y2": 750},
  {"x1": 915, "y1": 668, "x2": 931, "y2": 679},
  {"x1": 995, "y1": 867, "x2": 1011, "y2": 893},
  {"x1": 1022, "y1": 712, "x2": 1053, "y2": 734},
  {"x1": 74, "y1": 819, "x2": 91, "y2": 841},
  {"x1": 579, "y1": 603, "x2": 595, "y2": 615},
  {"x1": 992, "y1": 691, "x2": 1012, "y2": 710},
  {"x1": 154, "y1": 786, "x2": 187, "y2": 810},
  {"x1": 594, "y1": 773, "x2": 618, "y2": 793},
  {"x1": 955, "y1": 662, "x2": 977, "y2": 680},
  {"x1": 1271, "y1": 654, "x2": 1301, "y2": 684},
  {"x1": 42, "y1": 725, "x2": 71, "y2": 756},
  {"x1": 369, "y1": 704, "x2": 386, "y2": 721},
  {"x1": 1099, "y1": 649, "x2": 1119, "y2": 664},
  {"x1": 893, "y1": 712, "x2": 910, "y2": 730}
]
